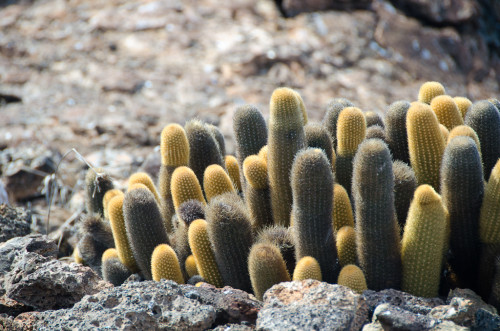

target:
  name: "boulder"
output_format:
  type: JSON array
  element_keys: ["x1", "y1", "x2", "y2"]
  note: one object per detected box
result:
[{"x1": 0, "y1": 204, "x2": 31, "y2": 243}]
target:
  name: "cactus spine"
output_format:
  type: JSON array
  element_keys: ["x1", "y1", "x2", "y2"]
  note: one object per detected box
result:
[
  {"x1": 151, "y1": 244, "x2": 184, "y2": 284},
  {"x1": 171, "y1": 166, "x2": 206, "y2": 212},
  {"x1": 256, "y1": 226, "x2": 296, "y2": 276},
  {"x1": 336, "y1": 226, "x2": 357, "y2": 267},
  {"x1": 248, "y1": 243, "x2": 290, "y2": 300},
  {"x1": 385, "y1": 100, "x2": 411, "y2": 164},
  {"x1": 108, "y1": 195, "x2": 139, "y2": 273},
  {"x1": 332, "y1": 184, "x2": 354, "y2": 233},
  {"x1": 268, "y1": 87, "x2": 306, "y2": 227},
  {"x1": 337, "y1": 265, "x2": 368, "y2": 294},
  {"x1": 188, "y1": 219, "x2": 224, "y2": 287},
  {"x1": 185, "y1": 119, "x2": 225, "y2": 187},
  {"x1": 335, "y1": 107, "x2": 366, "y2": 198},
  {"x1": 225, "y1": 155, "x2": 242, "y2": 192},
  {"x1": 292, "y1": 256, "x2": 322, "y2": 281},
  {"x1": 101, "y1": 248, "x2": 132, "y2": 286},
  {"x1": 291, "y1": 148, "x2": 338, "y2": 283},
  {"x1": 206, "y1": 193, "x2": 254, "y2": 292},
  {"x1": 203, "y1": 164, "x2": 235, "y2": 202},
  {"x1": 465, "y1": 100, "x2": 500, "y2": 179},
  {"x1": 393, "y1": 160, "x2": 417, "y2": 230},
  {"x1": 441, "y1": 136, "x2": 483, "y2": 289},
  {"x1": 128, "y1": 172, "x2": 161, "y2": 204},
  {"x1": 353, "y1": 139, "x2": 401, "y2": 291},
  {"x1": 430, "y1": 95, "x2": 464, "y2": 130},
  {"x1": 185, "y1": 255, "x2": 199, "y2": 278},
  {"x1": 406, "y1": 102, "x2": 445, "y2": 191},
  {"x1": 85, "y1": 167, "x2": 114, "y2": 217},
  {"x1": 158, "y1": 123, "x2": 190, "y2": 233},
  {"x1": 418, "y1": 81, "x2": 445, "y2": 104},
  {"x1": 364, "y1": 111, "x2": 384, "y2": 128},
  {"x1": 401, "y1": 185, "x2": 448, "y2": 298},
  {"x1": 123, "y1": 187, "x2": 169, "y2": 280},
  {"x1": 102, "y1": 189, "x2": 123, "y2": 220},
  {"x1": 322, "y1": 98, "x2": 354, "y2": 152},
  {"x1": 243, "y1": 155, "x2": 273, "y2": 230},
  {"x1": 206, "y1": 123, "x2": 226, "y2": 157},
  {"x1": 453, "y1": 96, "x2": 472, "y2": 119}
]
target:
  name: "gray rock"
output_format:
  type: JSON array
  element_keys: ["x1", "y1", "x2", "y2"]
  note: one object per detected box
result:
[
  {"x1": 30, "y1": 280, "x2": 261, "y2": 330},
  {"x1": 430, "y1": 288, "x2": 498, "y2": 328},
  {"x1": 256, "y1": 280, "x2": 366, "y2": 330},
  {"x1": 389, "y1": 0, "x2": 477, "y2": 25},
  {"x1": 280, "y1": 0, "x2": 372, "y2": 17},
  {"x1": 0, "y1": 204, "x2": 31, "y2": 243},
  {"x1": 473, "y1": 308, "x2": 500, "y2": 331},
  {"x1": 5, "y1": 252, "x2": 111, "y2": 310},
  {"x1": 368, "y1": 303, "x2": 466, "y2": 331},
  {"x1": 0, "y1": 234, "x2": 58, "y2": 295}
]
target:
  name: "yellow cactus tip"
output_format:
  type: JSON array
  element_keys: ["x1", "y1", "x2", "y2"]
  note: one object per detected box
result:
[
  {"x1": 151, "y1": 244, "x2": 184, "y2": 283},
  {"x1": 270, "y1": 87, "x2": 301, "y2": 118},
  {"x1": 160, "y1": 123, "x2": 190, "y2": 166},
  {"x1": 337, "y1": 264, "x2": 368, "y2": 294},
  {"x1": 293, "y1": 256, "x2": 322, "y2": 281},
  {"x1": 453, "y1": 97, "x2": 472, "y2": 117},
  {"x1": 258, "y1": 145, "x2": 268, "y2": 163},
  {"x1": 73, "y1": 247, "x2": 84, "y2": 264},
  {"x1": 102, "y1": 248, "x2": 118, "y2": 262},
  {"x1": 225, "y1": 155, "x2": 242, "y2": 191},
  {"x1": 127, "y1": 183, "x2": 149, "y2": 192},
  {"x1": 418, "y1": 81, "x2": 446, "y2": 104},
  {"x1": 195, "y1": 282, "x2": 204, "y2": 287},
  {"x1": 243, "y1": 155, "x2": 268, "y2": 189},
  {"x1": 414, "y1": 184, "x2": 441, "y2": 205},
  {"x1": 203, "y1": 164, "x2": 235, "y2": 201},
  {"x1": 103, "y1": 189, "x2": 123, "y2": 212}
]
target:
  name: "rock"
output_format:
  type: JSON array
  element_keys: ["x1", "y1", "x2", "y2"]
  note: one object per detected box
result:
[
  {"x1": 0, "y1": 204, "x2": 31, "y2": 243},
  {"x1": 0, "y1": 146, "x2": 59, "y2": 202},
  {"x1": 367, "y1": 303, "x2": 466, "y2": 330},
  {"x1": 389, "y1": 0, "x2": 477, "y2": 25},
  {"x1": 256, "y1": 280, "x2": 366, "y2": 330},
  {"x1": 474, "y1": 308, "x2": 500, "y2": 331},
  {"x1": 28, "y1": 280, "x2": 261, "y2": 330},
  {"x1": 0, "y1": 235, "x2": 58, "y2": 296},
  {"x1": 362, "y1": 288, "x2": 445, "y2": 316},
  {"x1": 279, "y1": 0, "x2": 373, "y2": 17},
  {"x1": 0, "y1": 295, "x2": 31, "y2": 317},
  {"x1": 0, "y1": 315, "x2": 24, "y2": 331},
  {"x1": 4, "y1": 253, "x2": 111, "y2": 311},
  {"x1": 138, "y1": 149, "x2": 161, "y2": 182},
  {"x1": 211, "y1": 324, "x2": 254, "y2": 331},
  {"x1": 429, "y1": 288, "x2": 498, "y2": 328}
]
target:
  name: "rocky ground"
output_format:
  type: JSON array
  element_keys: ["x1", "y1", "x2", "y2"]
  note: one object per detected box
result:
[{"x1": 1, "y1": 0, "x2": 500, "y2": 329}]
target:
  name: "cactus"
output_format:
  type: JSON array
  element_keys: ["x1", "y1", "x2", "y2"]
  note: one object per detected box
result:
[
  {"x1": 406, "y1": 102, "x2": 445, "y2": 191},
  {"x1": 365, "y1": 125, "x2": 387, "y2": 142},
  {"x1": 77, "y1": 215, "x2": 115, "y2": 277},
  {"x1": 488, "y1": 98, "x2": 500, "y2": 111},
  {"x1": 453, "y1": 96, "x2": 472, "y2": 119},
  {"x1": 233, "y1": 105, "x2": 268, "y2": 188},
  {"x1": 123, "y1": 187, "x2": 169, "y2": 280},
  {"x1": 128, "y1": 172, "x2": 161, "y2": 204},
  {"x1": 322, "y1": 97, "x2": 354, "y2": 151},
  {"x1": 171, "y1": 218, "x2": 191, "y2": 281},
  {"x1": 177, "y1": 199, "x2": 206, "y2": 225},
  {"x1": 332, "y1": 184, "x2": 354, "y2": 233},
  {"x1": 393, "y1": 160, "x2": 417, "y2": 230},
  {"x1": 465, "y1": 100, "x2": 500, "y2": 179},
  {"x1": 479, "y1": 159, "x2": 500, "y2": 244},
  {"x1": 108, "y1": 195, "x2": 139, "y2": 273},
  {"x1": 448, "y1": 125, "x2": 481, "y2": 150},
  {"x1": 206, "y1": 123, "x2": 226, "y2": 157},
  {"x1": 203, "y1": 164, "x2": 235, "y2": 202},
  {"x1": 441, "y1": 136, "x2": 484, "y2": 289},
  {"x1": 337, "y1": 265, "x2": 368, "y2": 294},
  {"x1": 353, "y1": 139, "x2": 401, "y2": 291},
  {"x1": 158, "y1": 123, "x2": 190, "y2": 233},
  {"x1": 185, "y1": 119, "x2": 224, "y2": 187},
  {"x1": 151, "y1": 244, "x2": 184, "y2": 284},
  {"x1": 336, "y1": 107, "x2": 366, "y2": 198},
  {"x1": 439, "y1": 124, "x2": 449, "y2": 142},
  {"x1": 256, "y1": 226, "x2": 296, "y2": 276},
  {"x1": 417, "y1": 81, "x2": 445, "y2": 104},
  {"x1": 85, "y1": 167, "x2": 114, "y2": 217},
  {"x1": 206, "y1": 193, "x2": 254, "y2": 292},
  {"x1": 243, "y1": 155, "x2": 273, "y2": 230},
  {"x1": 185, "y1": 255, "x2": 199, "y2": 278},
  {"x1": 101, "y1": 248, "x2": 132, "y2": 286},
  {"x1": 291, "y1": 148, "x2": 338, "y2": 283},
  {"x1": 430, "y1": 95, "x2": 464, "y2": 130},
  {"x1": 304, "y1": 123, "x2": 334, "y2": 167},
  {"x1": 490, "y1": 257, "x2": 500, "y2": 311},
  {"x1": 171, "y1": 166, "x2": 206, "y2": 212},
  {"x1": 268, "y1": 87, "x2": 306, "y2": 227},
  {"x1": 292, "y1": 256, "x2": 322, "y2": 281},
  {"x1": 225, "y1": 155, "x2": 242, "y2": 192},
  {"x1": 258, "y1": 145, "x2": 268, "y2": 163},
  {"x1": 385, "y1": 100, "x2": 411, "y2": 164},
  {"x1": 102, "y1": 189, "x2": 123, "y2": 220},
  {"x1": 364, "y1": 111, "x2": 384, "y2": 128},
  {"x1": 248, "y1": 243, "x2": 290, "y2": 300},
  {"x1": 293, "y1": 90, "x2": 308, "y2": 125},
  {"x1": 336, "y1": 226, "x2": 357, "y2": 267},
  {"x1": 73, "y1": 247, "x2": 83, "y2": 264},
  {"x1": 401, "y1": 185, "x2": 448, "y2": 298},
  {"x1": 188, "y1": 219, "x2": 224, "y2": 287}
]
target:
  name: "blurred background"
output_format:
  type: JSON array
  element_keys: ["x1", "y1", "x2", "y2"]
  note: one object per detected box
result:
[{"x1": 0, "y1": 0, "x2": 499, "y2": 231}]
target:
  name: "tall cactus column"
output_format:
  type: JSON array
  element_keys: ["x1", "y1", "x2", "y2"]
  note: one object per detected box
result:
[
  {"x1": 353, "y1": 139, "x2": 401, "y2": 291},
  {"x1": 268, "y1": 87, "x2": 306, "y2": 227}
]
